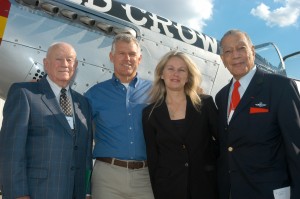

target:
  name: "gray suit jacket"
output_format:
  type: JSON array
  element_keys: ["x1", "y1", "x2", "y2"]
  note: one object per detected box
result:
[{"x1": 0, "y1": 77, "x2": 93, "y2": 199}]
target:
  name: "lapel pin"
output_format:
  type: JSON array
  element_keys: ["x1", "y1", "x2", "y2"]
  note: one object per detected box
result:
[{"x1": 255, "y1": 102, "x2": 267, "y2": 107}]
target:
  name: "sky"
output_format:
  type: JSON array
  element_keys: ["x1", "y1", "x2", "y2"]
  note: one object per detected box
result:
[{"x1": 118, "y1": 0, "x2": 300, "y2": 57}]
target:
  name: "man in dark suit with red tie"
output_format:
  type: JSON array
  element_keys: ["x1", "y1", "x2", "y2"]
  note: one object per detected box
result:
[{"x1": 215, "y1": 29, "x2": 300, "y2": 199}]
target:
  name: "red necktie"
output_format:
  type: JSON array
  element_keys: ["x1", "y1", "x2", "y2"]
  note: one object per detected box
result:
[{"x1": 229, "y1": 81, "x2": 240, "y2": 113}]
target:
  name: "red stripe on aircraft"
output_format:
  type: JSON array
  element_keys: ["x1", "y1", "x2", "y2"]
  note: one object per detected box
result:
[
  {"x1": 0, "y1": 0, "x2": 11, "y2": 18},
  {"x1": 0, "y1": 0, "x2": 11, "y2": 45},
  {"x1": 0, "y1": 0, "x2": 10, "y2": 18}
]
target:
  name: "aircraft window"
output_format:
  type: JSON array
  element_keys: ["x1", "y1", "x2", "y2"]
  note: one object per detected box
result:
[
  {"x1": 255, "y1": 43, "x2": 285, "y2": 75},
  {"x1": 284, "y1": 52, "x2": 300, "y2": 80}
]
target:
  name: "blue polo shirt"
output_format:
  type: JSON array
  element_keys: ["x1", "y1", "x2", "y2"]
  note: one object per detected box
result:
[{"x1": 85, "y1": 74, "x2": 152, "y2": 160}]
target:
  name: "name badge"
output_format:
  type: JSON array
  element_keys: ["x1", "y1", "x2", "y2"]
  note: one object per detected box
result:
[{"x1": 66, "y1": 116, "x2": 74, "y2": 129}]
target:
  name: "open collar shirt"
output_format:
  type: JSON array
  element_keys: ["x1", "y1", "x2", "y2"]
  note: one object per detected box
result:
[{"x1": 85, "y1": 74, "x2": 152, "y2": 161}]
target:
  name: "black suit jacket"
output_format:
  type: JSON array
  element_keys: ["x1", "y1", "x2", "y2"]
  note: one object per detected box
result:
[
  {"x1": 215, "y1": 68, "x2": 300, "y2": 199},
  {"x1": 142, "y1": 94, "x2": 219, "y2": 199}
]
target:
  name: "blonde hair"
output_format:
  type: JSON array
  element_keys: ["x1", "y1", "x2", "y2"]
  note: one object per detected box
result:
[{"x1": 149, "y1": 50, "x2": 202, "y2": 111}]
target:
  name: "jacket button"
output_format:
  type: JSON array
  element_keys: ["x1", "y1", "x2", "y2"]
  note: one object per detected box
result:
[
  {"x1": 185, "y1": 163, "x2": 189, "y2": 167},
  {"x1": 228, "y1": 147, "x2": 233, "y2": 152},
  {"x1": 224, "y1": 125, "x2": 228, "y2": 131},
  {"x1": 182, "y1": 144, "x2": 186, "y2": 149}
]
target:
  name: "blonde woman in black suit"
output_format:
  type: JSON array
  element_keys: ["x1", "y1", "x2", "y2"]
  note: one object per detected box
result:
[{"x1": 142, "y1": 50, "x2": 219, "y2": 199}]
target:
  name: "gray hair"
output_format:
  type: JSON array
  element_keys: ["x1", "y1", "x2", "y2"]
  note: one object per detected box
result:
[
  {"x1": 111, "y1": 34, "x2": 141, "y2": 54},
  {"x1": 219, "y1": 29, "x2": 253, "y2": 55},
  {"x1": 46, "y1": 42, "x2": 77, "y2": 58}
]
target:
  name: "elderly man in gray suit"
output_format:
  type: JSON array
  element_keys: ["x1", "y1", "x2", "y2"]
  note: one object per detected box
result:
[{"x1": 0, "y1": 42, "x2": 93, "y2": 199}]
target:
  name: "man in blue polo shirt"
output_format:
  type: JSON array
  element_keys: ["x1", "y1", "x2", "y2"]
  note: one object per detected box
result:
[{"x1": 85, "y1": 33, "x2": 154, "y2": 199}]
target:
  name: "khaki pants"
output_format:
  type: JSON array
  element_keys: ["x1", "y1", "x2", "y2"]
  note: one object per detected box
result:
[{"x1": 91, "y1": 160, "x2": 154, "y2": 199}]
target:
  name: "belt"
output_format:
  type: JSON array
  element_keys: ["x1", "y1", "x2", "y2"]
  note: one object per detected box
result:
[{"x1": 96, "y1": 157, "x2": 147, "y2": 169}]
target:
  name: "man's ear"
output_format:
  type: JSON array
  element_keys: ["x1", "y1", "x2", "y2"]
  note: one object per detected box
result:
[
  {"x1": 220, "y1": 55, "x2": 226, "y2": 68},
  {"x1": 138, "y1": 54, "x2": 142, "y2": 64},
  {"x1": 43, "y1": 58, "x2": 48, "y2": 72},
  {"x1": 251, "y1": 45, "x2": 256, "y2": 57},
  {"x1": 109, "y1": 52, "x2": 113, "y2": 62},
  {"x1": 73, "y1": 60, "x2": 79, "y2": 69}
]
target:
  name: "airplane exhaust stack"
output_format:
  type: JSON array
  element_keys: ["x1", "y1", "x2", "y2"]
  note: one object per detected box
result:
[
  {"x1": 96, "y1": 22, "x2": 113, "y2": 33},
  {"x1": 79, "y1": 16, "x2": 96, "y2": 26},
  {"x1": 61, "y1": 10, "x2": 78, "y2": 20},
  {"x1": 41, "y1": 3, "x2": 59, "y2": 14},
  {"x1": 21, "y1": 0, "x2": 39, "y2": 6}
]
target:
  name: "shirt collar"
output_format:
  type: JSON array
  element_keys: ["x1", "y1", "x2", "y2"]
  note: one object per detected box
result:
[
  {"x1": 46, "y1": 76, "x2": 70, "y2": 98},
  {"x1": 112, "y1": 73, "x2": 139, "y2": 88},
  {"x1": 233, "y1": 65, "x2": 257, "y2": 90}
]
